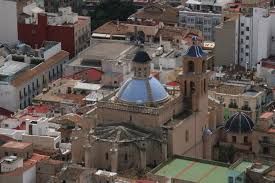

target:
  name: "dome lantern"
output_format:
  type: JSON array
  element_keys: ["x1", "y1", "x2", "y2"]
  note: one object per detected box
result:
[{"x1": 132, "y1": 51, "x2": 151, "y2": 79}]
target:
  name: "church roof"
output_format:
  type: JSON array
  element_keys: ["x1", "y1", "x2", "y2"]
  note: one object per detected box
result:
[
  {"x1": 91, "y1": 125, "x2": 150, "y2": 143},
  {"x1": 224, "y1": 112, "x2": 254, "y2": 133},
  {"x1": 185, "y1": 45, "x2": 206, "y2": 58},
  {"x1": 132, "y1": 51, "x2": 151, "y2": 63},
  {"x1": 184, "y1": 36, "x2": 206, "y2": 58},
  {"x1": 116, "y1": 77, "x2": 169, "y2": 105}
]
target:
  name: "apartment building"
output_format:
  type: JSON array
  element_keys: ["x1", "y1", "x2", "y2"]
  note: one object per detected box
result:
[
  {"x1": 208, "y1": 81, "x2": 269, "y2": 122},
  {"x1": 18, "y1": 6, "x2": 91, "y2": 58},
  {"x1": 0, "y1": 42, "x2": 69, "y2": 112},
  {"x1": 238, "y1": 8, "x2": 271, "y2": 69},
  {"x1": 178, "y1": 0, "x2": 230, "y2": 41},
  {"x1": 214, "y1": 15, "x2": 239, "y2": 66}
]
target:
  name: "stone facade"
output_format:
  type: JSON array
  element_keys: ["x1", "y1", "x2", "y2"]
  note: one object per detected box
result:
[{"x1": 79, "y1": 43, "x2": 219, "y2": 172}]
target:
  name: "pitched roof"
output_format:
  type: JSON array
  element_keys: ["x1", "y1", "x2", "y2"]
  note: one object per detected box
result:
[
  {"x1": 133, "y1": 3, "x2": 178, "y2": 24},
  {"x1": 11, "y1": 51, "x2": 69, "y2": 87},
  {"x1": 0, "y1": 107, "x2": 13, "y2": 117},
  {"x1": 91, "y1": 125, "x2": 150, "y2": 143}
]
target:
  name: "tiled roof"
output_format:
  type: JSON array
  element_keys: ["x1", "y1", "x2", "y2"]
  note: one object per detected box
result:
[
  {"x1": 0, "y1": 107, "x2": 13, "y2": 117},
  {"x1": 185, "y1": 45, "x2": 207, "y2": 58},
  {"x1": 224, "y1": 112, "x2": 254, "y2": 133},
  {"x1": 1, "y1": 141, "x2": 32, "y2": 150},
  {"x1": 92, "y1": 125, "x2": 150, "y2": 143},
  {"x1": 133, "y1": 3, "x2": 178, "y2": 24},
  {"x1": 26, "y1": 104, "x2": 50, "y2": 114},
  {"x1": 156, "y1": 26, "x2": 201, "y2": 42},
  {"x1": 93, "y1": 21, "x2": 130, "y2": 35},
  {"x1": 11, "y1": 51, "x2": 69, "y2": 87},
  {"x1": 210, "y1": 84, "x2": 246, "y2": 95}
]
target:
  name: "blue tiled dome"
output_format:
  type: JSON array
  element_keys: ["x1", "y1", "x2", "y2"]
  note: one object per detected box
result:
[
  {"x1": 184, "y1": 36, "x2": 207, "y2": 58},
  {"x1": 116, "y1": 77, "x2": 169, "y2": 105},
  {"x1": 224, "y1": 112, "x2": 254, "y2": 133},
  {"x1": 185, "y1": 45, "x2": 207, "y2": 58}
]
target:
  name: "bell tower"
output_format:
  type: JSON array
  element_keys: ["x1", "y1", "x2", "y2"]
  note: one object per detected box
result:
[{"x1": 178, "y1": 36, "x2": 208, "y2": 112}]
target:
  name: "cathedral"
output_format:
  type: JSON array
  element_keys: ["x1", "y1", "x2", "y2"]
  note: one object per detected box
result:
[{"x1": 83, "y1": 38, "x2": 219, "y2": 172}]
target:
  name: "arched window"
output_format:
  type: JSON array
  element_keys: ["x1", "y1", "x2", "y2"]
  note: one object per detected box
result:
[
  {"x1": 202, "y1": 60, "x2": 206, "y2": 73},
  {"x1": 188, "y1": 61, "x2": 194, "y2": 72},
  {"x1": 190, "y1": 81, "x2": 195, "y2": 94},
  {"x1": 185, "y1": 130, "x2": 189, "y2": 142},
  {"x1": 184, "y1": 80, "x2": 187, "y2": 96},
  {"x1": 204, "y1": 79, "x2": 206, "y2": 93}
]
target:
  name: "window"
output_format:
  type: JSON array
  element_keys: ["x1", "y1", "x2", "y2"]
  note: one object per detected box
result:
[
  {"x1": 105, "y1": 153, "x2": 109, "y2": 160},
  {"x1": 228, "y1": 176, "x2": 234, "y2": 183},
  {"x1": 240, "y1": 39, "x2": 243, "y2": 44},
  {"x1": 190, "y1": 82, "x2": 195, "y2": 94},
  {"x1": 246, "y1": 27, "x2": 249, "y2": 31},
  {"x1": 244, "y1": 136, "x2": 248, "y2": 143},
  {"x1": 184, "y1": 81, "x2": 187, "y2": 96},
  {"x1": 4, "y1": 124, "x2": 8, "y2": 128},
  {"x1": 204, "y1": 79, "x2": 206, "y2": 93},
  {"x1": 241, "y1": 31, "x2": 244, "y2": 35},
  {"x1": 246, "y1": 36, "x2": 249, "y2": 40},
  {"x1": 202, "y1": 60, "x2": 206, "y2": 73},
  {"x1": 245, "y1": 45, "x2": 249, "y2": 49},
  {"x1": 185, "y1": 130, "x2": 189, "y2": 142},
  {"x1": 244, "y1": 101, "x2": 249, "y2": 106},
  {"x1": 245, "y1": 53, "x2": 249, "y2": 56},
  {"x1": 263, "y1": 147, "x2": 269, "y2": 154},
  {"x1": 124, "y1": 154, "x2": 128, "y2": 161},
  {"x1": 232, "y1": 136, "x2": 236, "y2": 143},
  {"x1": 56, "y1": 142, "x2": 60, "y2": 148},
  {"x1": 241, "y1": 23, "x2": 244, "y2": 26},
  {"x1": 4, "y1": 152, "x2": 8, "y2": 156},
  {"x1": 241, "y1": 48, "x2": 244, "y2": 53},
  {"x1": 188, "y1": 61, "x2": 194, "y2": 72}
]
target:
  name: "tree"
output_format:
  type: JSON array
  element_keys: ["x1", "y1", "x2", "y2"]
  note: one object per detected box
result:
[{"x1": 90, "y1": 0, "x2": 138, "y2": 30}]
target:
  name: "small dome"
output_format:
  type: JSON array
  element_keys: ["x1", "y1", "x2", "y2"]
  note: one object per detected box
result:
[
  {"x1": 133, "y1": 51, "x2": 151, "y2": 63},
  {"x1": 184, "y1": 36, "x2": 207, "y2": 58},
  {"x1": 116, "y1": 77, "x2": 169, "y2": 105},
  {"x1": 185, "y1": 45, "x2": 206, "y2": 58},
  {"x1": 224, "y1": 112, "x2": 254, "y2": 133},
  {"x1": 203, "y1": 128, "x2": 213, "y2": 136}
]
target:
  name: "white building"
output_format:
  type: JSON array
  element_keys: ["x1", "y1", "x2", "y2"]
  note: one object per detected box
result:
[
  {"x1": 22, "y1": 117, "x2": 61, "y2": 151},
  {"x1": 239, "y1": 8, "x2": 271, "y2": 68},
  {"x1": 179, "y1": 0, "x2": 232, "y2": 40},
  {"x1": 0, "y1": 156, "x2": 23, "y2": 173},
  {"x1": 0, "y1": 42, "x2": 69, "y2": 112},
  {"x1": 0, "y1": 0, "x2": 18, "y2": 43},
  {"x1": 0, "y1": 128, "x2": 25, "y2": 140}
]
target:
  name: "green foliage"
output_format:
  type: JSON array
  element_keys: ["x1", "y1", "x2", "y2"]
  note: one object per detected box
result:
[{"x1": 90, "y1": 0, "x2": 138, "y2": 30}]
